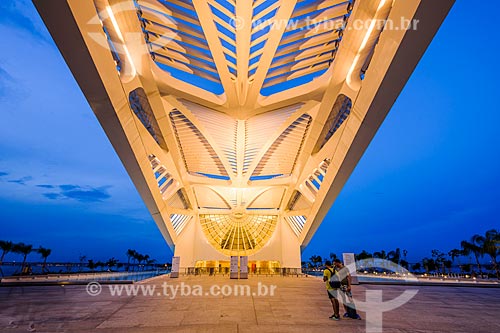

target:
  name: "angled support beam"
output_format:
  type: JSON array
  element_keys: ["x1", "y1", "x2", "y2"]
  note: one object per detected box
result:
[
  {"x1": 192, "y1": 0, "x2": 239, "y2": 108},
  {"x1": 245, "y1": 0, "x2": 297, "y2": 111}
]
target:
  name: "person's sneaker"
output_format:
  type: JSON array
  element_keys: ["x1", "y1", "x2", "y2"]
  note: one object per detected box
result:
[
  {"x1": 330, "y1": 315, "x2": 340, "y2": 321},
  {"x1": 343, "y1": 313, "x2": 350, "y2": 318},
  {"x1": 355, "y1": 314, "x2": 362, "y2": 320}
]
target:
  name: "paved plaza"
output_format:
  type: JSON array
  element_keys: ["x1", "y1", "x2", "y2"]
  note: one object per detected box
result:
[{"x1": 1, "y1": 275, "x2": 499, "y2": 332}]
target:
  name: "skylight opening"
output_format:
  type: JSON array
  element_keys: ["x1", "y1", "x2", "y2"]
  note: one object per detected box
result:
[
  {"x1": 158, "y1": 0, "x2": 198, "y2": 19},
  {"x1": 137, "y1": 0, "x2": 225, "y2": 95},
  {"x1": 249, "y1": 174, "x2": 285, "y2": 181},
  {"x1": 155, "y1": 62, "x2": 224, "y2": 95},
  {"x1": 194, "y1": 172, "x2": 231, "y2": 181},
  {"x1": 214, "y1": 21, "x2": 236, "y2": 40},
  {"x1": 250, "y1": 40, "x2": 267, "y2": 54},
  {"x1": 101, "y1": 26, "x2": 122, "y2": 72},
  {"x1": 146, "y1": 22, "x2": 207, "y2": 45},
  {"x1": 293, "y1": 1, "x2": 349, "y2": 22},
  {"x1": 282, "y1": 15, "x2": 345, "y2": 37},
  {"x1": 261, "y1": 69, "x2": 328, "y2": 96},
  {"x1": 251, "y1": 25, "x2": 271, "y2": 41},
  {"x1": 249, "y1": 54, "x2": 262, "y2": 66},
  {"x1": 210, "y1": 5, "x2": 233, "y2": 26},
  {"x1": 255, "y1": 8, "x2": 279, "y2": 25},
  {"x1": 219, "y1": 38, "x2": 236, "y2": 54},
  {"x1": 260, "y1": 0, "x2": 354, "y2": 96},
  {"x1": 253, "y1": 1, "x2": 275, "y2": 16},
  {"x1": 311, "y1": 178, "x2": 320, "y2": 190},
  {"x1": 224, "y1": 53, "x2": 237, "y2": 65}
]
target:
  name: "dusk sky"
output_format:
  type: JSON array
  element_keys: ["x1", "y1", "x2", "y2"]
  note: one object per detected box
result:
[{"x1": 0, "y1": 0, "x2": 499, "y2": 264}]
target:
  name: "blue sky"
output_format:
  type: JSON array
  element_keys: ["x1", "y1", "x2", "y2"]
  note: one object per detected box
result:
[{"x1": 0, "y1": 1, "x2": 499, "y2": 264}]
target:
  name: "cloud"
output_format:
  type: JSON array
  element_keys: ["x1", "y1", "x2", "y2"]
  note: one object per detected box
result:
[
  {"x1": 43, "y1": 193, "x2": 61, "y2": 200},
  {"x1": 7, "y1": 176, "x2": 33, "y2": 185},
  {"x1": 0, "y1": 66, "x2": 15, "y2": 99},
  {"x1": 59, "y1": 185, "x2": 79, "y2": 191},
  {"x1": 0, "y1": 171, "x2": 8, "y2": 177},
  {"x1": 43, "y1": 185, "x2": 112, "y2": 203},
  {"x1": 36, "y1": 184, "x2": 55, "y2": 189},
  {"x1": 0, "y1": 0, "x2": 51, "y2": 43}
]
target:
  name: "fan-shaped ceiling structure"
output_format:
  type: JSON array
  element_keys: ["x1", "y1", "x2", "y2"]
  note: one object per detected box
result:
[{"x1": 34, "y1": 0, "x2": 455, "y2": 267}]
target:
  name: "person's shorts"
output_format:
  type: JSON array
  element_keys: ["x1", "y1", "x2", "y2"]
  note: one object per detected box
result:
[{"x1": 327, "y1": 289, "x2": 340, "y2": 299}]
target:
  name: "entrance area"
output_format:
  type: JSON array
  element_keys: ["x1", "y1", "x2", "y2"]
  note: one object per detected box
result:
[{"x1": 192, "y1": 260, "x2": 282, "y2": 275}]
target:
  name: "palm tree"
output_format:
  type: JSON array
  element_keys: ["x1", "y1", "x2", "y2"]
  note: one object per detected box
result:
[
  {"x1": 308, "y1": 255, "x2": 323, "y2": 268},
  {"x1": 146, "y1": 258, "x2": 156, "y2": 270},
  {"x1": 448, "y1": 248, "x2": 461, "y2": 273},
  {"x1": 37, "y1": 247, "x2": 52, "y2": 273},
  {"x1": 12, "y1": 243, "x2": 33, "y2": 274},
  {"x1": 315, "y1": 255, "x2": 323, "y2": 267},
  {"x1": 422, "y1": 257, "x2": 436, "y2": 274},
  {"x1": 481, "y1": 229, "x2": 500, "y2": 279},
  {"x1": 388, "y1": 248, "x2": 401, "y2": 265},
  {"x1": 356, "y1": 251, "x2": 372, "y2": 269},
  {"x1": 136, "y1": 253, "x2": 145, "y2": 271},
  {"x1": 106, "y1": 257, "x2": 118, "y2": 271},
  {"x1": 448, "y1": 249, "x2": 461, "y2": 264},
  {"x1": 373, "y1": 250, "x2": 387, "y2": 259},
  {"x1": 356, "y1": 250, "x2": 372, "y2": 261},
  {"x1": 126, "y1": 249, "x2": 136, "y2": 271},
  {"x1": 373, "y1": 250, "x2": 387, "y2": 268},
  {"x1": 0, "y1": 240, "x2": 13, "y2": 277},
  {"x1": 461, "y1": 237, "x2": 484, "y2": 277},
  {"x1": 431, "y1": 250, "x2": 446, "y2": 274},
  {"x1": 0, "y1": 240, "x2": 13, "y2": 264}
]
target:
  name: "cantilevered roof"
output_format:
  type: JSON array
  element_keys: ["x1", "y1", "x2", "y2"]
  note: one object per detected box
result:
[
  {"x1": 134, "y1": 0, "x2": 354, "y2": 99},
  {"x1": 34, "y1": 0, "x2": 455, "y2": 257}
]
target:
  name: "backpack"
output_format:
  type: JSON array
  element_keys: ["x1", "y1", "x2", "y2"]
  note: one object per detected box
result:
[{"x1": 326, "y1": 268, "x2": 341, "y2": 289}]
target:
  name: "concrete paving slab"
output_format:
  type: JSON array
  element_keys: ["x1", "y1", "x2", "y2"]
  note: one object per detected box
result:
[{"x1": 1, "y1": 275, "x2": 499, "y2": 332}]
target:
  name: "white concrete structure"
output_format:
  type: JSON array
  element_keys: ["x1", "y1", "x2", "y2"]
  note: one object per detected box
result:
[{"x1": 34, "y1": 0, "x2": 454, "y2": 268}]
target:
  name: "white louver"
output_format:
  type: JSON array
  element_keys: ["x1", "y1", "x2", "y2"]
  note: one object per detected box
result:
[
  {"x1": 148, "y1": 155, "x2": 178, "y2": 200},
  {"x1": 244, "y1": 104, "x2": 303, "y2": 175},
  {"x1": 251, "y1": 113, "x2": 312, "y2": 180},
  {"x1": 180, "y1": 100, "x2": 238, "y2": 175},
  {"x1": 170, "y1": 214, "x2": 191, "y2": 235},
  {"x1": 304, "y1": 158, "x2": 331, "y2": 196},
  {"x1": 284, "y1": 215, "x2": 306, "y2": 237},
  {"x1": 169, "y1": 109, "x2": 230, "y2": 179}
]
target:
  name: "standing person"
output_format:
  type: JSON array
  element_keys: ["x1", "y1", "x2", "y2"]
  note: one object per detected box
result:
[
  {"x1": 333, "y1": 259, "x2": 361, "y2": 320},
  {"x1": 323, "y1": 261, "x2": 341, "y2": 321}
]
